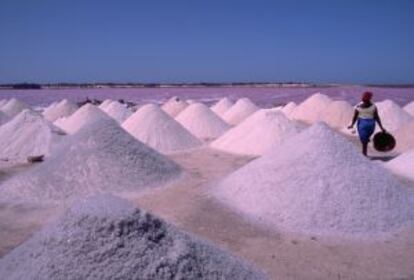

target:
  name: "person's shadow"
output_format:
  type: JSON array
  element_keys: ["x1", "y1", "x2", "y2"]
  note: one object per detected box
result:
[{"x1": 369, "y1": 155, "x2": 397, "y2": 162}]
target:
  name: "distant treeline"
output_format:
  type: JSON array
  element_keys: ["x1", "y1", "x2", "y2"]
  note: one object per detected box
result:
[{"x1": 0, "y1": 83, "x2": 42, "y2": 89}]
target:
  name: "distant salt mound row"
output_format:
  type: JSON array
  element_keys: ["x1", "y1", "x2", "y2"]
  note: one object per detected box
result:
[
  {"x1": 211, "y1": 110, "x2": 302, "y2": 156},
  {"x1": 211, "y1": 97, "x2": 234, "y2": 117},
  {"x1": 213, "y1": 123, "x2": 414, "y2": 237},
  {"x1": 43, "y1": 99, "x2": 78, "y2": 122},
  {"x1": 280, "y1": 102, "x2": 297, "y2": 117},
  {"x1": 122, "y1": 104, "x2": 202, "y2": 153},
  {"x1": 54, "y1": 103, "x2": 113, "y2": 134},
  {"x1": 385, "y1": 149, "x2": 414, "y2": 181},
  {"x1": 375, "y1": 100, "x2": 413, "y2": 132},
  {"x1": 0, "y1": 98, "x2": 31, "y2": 118},
  {"x1": 98, "y1": 99, "x2": 114, "y2": 110},
  {"x1": 404, "y1": 101, "x2": 414, "y2": 116},
  {"x1": 161, "y1": 96, "x2": 189, "y2": 117},
  {"x1": 319, "y1": 100, "x2": 354, "y2": 128},
  {"x1": 222, "y1": 98, "x2": 259, "y2": 125},
  {"x1": 0, "y1": 110, "x2": 10, "y2": 126},
  {"x1": 0, "y1": 194, "x2": 264, "y2": 280},
  {"x1": 176, "y1": 103, "x2": 231, "y2": 141},
  {"x1": 186, "y1": 99, "x2": 197, "y2": 104},
  {"x1": 290, "y1": 93, "x2": 333, "y2": 123},
  {"x1": 0, "y1": 119, "x2": 182, "y2": 203},
  {"x1": 0, "y1": 110, "x2": 64, "y2": 162},
  {"x1": 101, "y1": 101, "x2": 132, "y2": 123},
  {"x1": 394, "y1": 120, "x2": 414, "y2": 152}
]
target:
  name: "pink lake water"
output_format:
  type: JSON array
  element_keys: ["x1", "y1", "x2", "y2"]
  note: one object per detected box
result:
[{"x1": 0, "y1": 86, "x2": 413, "y2": 108}]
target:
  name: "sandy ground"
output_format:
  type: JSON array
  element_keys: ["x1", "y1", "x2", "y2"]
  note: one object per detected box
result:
[{"x1": 0, "y1": 146, "x2": 413, "y2": 279}]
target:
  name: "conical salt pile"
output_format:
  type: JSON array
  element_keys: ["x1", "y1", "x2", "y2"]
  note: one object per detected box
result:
[
  {"x1": 122, "y1": 104, "x2": 202, "y2": 153},
  {"x1": 0, "y1": 98, "x2": 30, "y2": 118},
  {"x1": 280, "y1": 101, "x2": 297, "y2": 117},
  {"x1": 222, "y1": 98, "x2": 259, "y2": 125},
  {"x1": 0, "y1": 119, "x2": 182, "y2": 203},
  {"x1": 213, "y1": 123, "x2": 414, "y2": 237},
  {"x1": 211, "y1": 97, "x2": 234, "y2": 117},
  {"x1": 0, "y1": 194, "x2": 264, "y2": 280},
  {"x1": 404, "y1": 101, "x2": 414, "y2": 116},
  {"x1": 161, "y1": 96, "x2": 188, "y2": 117},
  {"x1": 290, "y1": 93, "x2": 333, "y2": 123},
  {"x1": 98, "y1": 99, "x2": 114, "y2": 110},
  {"x1": 54, "y1": 103, "x2": 112, "y2": 134},
  {"x1": 375, "y1": 100, "x2": 413, "y2": 132},
  {"x1": 319, "y1": 100, "x2": 354, "y2": 128},
  {"x1": 43, "y1": 99, "x2": 78, "y2": 122},
  {"x1": 101, "y1": 101, "x2": 132, "y2": 123},
  {"x1": 0, "y1": 110, "x2": 10, "y2": 126},
  {"x1": 176, "y1": 103, "x2": 230, "y2": 141},
  {"x1": 211, "y1": 110, "x2": 301, "y2": 156},
  {"x1": 0, "y1": 110, "x2": 64, "y2": 162},
  {"x1": 394, "y1": 120, "x2": 414, "y2": 152},
  {"x1": 0, "y1": 99, "x2": 8, "y2": 107},
  {"x1": 385, "y1": 149, "x2": 414, "y2": 181}
]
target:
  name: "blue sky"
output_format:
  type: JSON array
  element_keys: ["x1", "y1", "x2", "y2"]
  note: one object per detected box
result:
[{"x1": 0, "y1": 0, "x2": 413, "y2": 84}]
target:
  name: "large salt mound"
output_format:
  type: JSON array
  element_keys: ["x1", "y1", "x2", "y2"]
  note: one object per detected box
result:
[
  {"x1": 0, "y1": 194, "x2": 264, "y2": 280},
  {"x1": 211, "y1": 97, "x2": 234, "y2": 117},
  {"x1": 0, "y1": 119, "x2": 182, "y2": 203},
  {"x1": 0, "y1": 99, "x2": 8, "y2": 107},
  {"x1": 0, "y1": 110, "x2": 64, "y2": 162},
  {"x1": 43, "y1": 99, "x2": 78, "y2": 122},
  {"x1": 394, "y1": 120, "x2": 414, "y2": 152},
  {"x1": 122, "y1": 104, "x2": 202, "y2": 153},
  {"x1": 319, "y1": 100, "x2": 354, "y2": 128},
  {"x1": 213, "y1": 123, "x2": 414, "y2": 237},
  {"x1": 385, "y1": 149, "x2": 414, "y2": 181},
  {"x1": 404, "y1": 101, "x2": 414, "y2": 116},
  {"x1": 176, "y1": 103, "x2": 231, "y2": 141},
  {"x1": 101, "y1": 101, "x2": 132, "y2": 123},
  {"x1": 222, "y1": 98, "x2": 259, "y2": 125},
  {"x1": 0, "y1": 98, "x2": 30, "y2": 117},
  {"x1": 290, "y1": 93, "x2": 333, "y2": 123},
  {"x1": 0, "y1": 110, "x2": 10, "y2": 126},
  {"x1": 54, "y1": 103, "x2": 112, "y2": 134},
  {"x1": 161, "y1": 96, "x2": 189, "y2": 117},
  {"x1": 211, "y1": 110, "x2": 301, "y2": 156},
  {"x1": 375, "y1": 100, "x2": 413, "y2": 132}
]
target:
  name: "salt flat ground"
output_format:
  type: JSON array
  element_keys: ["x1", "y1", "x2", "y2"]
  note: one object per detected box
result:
[{"x1": 0, "y1": 144, "x2": 413, "y2": 280}]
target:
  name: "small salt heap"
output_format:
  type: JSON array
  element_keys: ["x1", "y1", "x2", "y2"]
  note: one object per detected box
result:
[
  {"x1": 0, "y1": 109, "x2": 64, "y2": 162},
  {"x1": 290, "y1": 93, "x2": 333, "y2": 123},
  {"x1": 161, "y1": 96, "x2": 188, "y2": 117},
  {"x1": 280, "y1": 102, "x2": 297, "y2": 117},
  {"x1": 222, "y1": 98, "x2": 259, "y2": 125},
  {"x1": 211, "y1": 110, "x2": 301, "y2": 156},
  {"x1": 43, "y1": 99, "x2": 78, "y2": 122},
  {"x1": 101, "y1": 101, "x2": 132, "y2": 123},
  {"x1": 385, "y1": 149, "x2": 414, "y2": 181},
  {"x1": 0, "y1": 194, "x2": 264, "y2": 280},
  {"x1": 98, "y1": 99, "x2": 114, "y2": 110},
  {"x1": 319, "y1": 100, "x2": 354, "y2": 128},
  {"x1": 394, "y1": 120, "x2": 414, "y2": 152},
  {"x1": 211, "y1": 97, "x2": 234, "y2": 117},
  {"x1": 176, "y1": 103, "x2": 231, "y2": 141},
  {"x1": 122, "y1": 104, "x2": 202, "y2": 153},
  {"x1": 0, "y1": 99, "x2": 8, "y2": 107},
  {"x1": 213, "y1": 123, "x2": 414, "y2": 237},
  {"x1": 0, "y1": 111, "x2": 10, "y2": 126},
  {"x1": 54, "y1": 103, "x2": 112, "y2": 134},
  {"x1": 0, "y1": 98, "x2": 31, "y2": 118},
  {"x1": 404, "y1": 101, "x2": 414, "y2": 116},
  {"x1": 375, "y1": 100, "x2": 413, "y2": 132},
  {"x1": 0, "y1": 119, "x2": 181, "y2": 203}
]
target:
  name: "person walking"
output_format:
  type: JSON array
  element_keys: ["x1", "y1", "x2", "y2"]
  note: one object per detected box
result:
[{"x1": 348, "y1": 91, "x2": 386, "y2": 156}]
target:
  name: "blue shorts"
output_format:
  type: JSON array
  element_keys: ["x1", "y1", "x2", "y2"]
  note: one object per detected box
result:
[{"x1": 357, "y1": 118, "x2": 376, "y2": 144}]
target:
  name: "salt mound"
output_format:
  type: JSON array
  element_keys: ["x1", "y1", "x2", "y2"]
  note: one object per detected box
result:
[
  {"x1": 161, "y1": 96, "x2": 188, "y2": 117},
  {"x1": 0, "y1": 119, "x2": 182, "y2": 203},
  {"x1": 0, "y1": 110, "x2": 64, "y2": 162},
  {"x1": 385, "y1": 149, "x2": 414, "y2": 181},
  {"x1": 122, "y1": 104, "x2": 202, "y2": 153},
  {"x1": 211, "y1": 110, "x2": 301, "y2": 156},
  {"x1": 101, "y1": 101, "x2": 132, "y2": 123},
  {"x1": 213, "y1": 123, "x2": 414, "y2": 237},
  {"x1": 404, "y1": 101, "x2": 414, "y2": 116},
  {"x1": 0, "y1": 110, "x2": 10, "y2": 126},
  {"x1": 222, "y1": 98, "x2": 259, "y2": 125},
  {"x1": 0, "y1": 99, "x2": 8, "y2": 107},
  {"x1": 394, "y1": 120, "x2": 414, "y2": 152},
  {"x1": 375, "y1": 100, "x2": 413, "y2": 132},
  {"x1": 211, "y1": 97, "x2": 234, "y2": 117},
  {"x1": 290, "y1": 93, "x2": 333, "y2": 123},
  {"x1": 280, "y1": 101, "x2": 297, "y2": 117},
  {"x1": 176, "y1": 103, "x2": 231, "y2": 140},
  {"x1": 98, "y1": 99, "x2": 114, "y2": 110},
  {"x1": 0, "y1": 194, "x2": 264, "y2": 280},
  {"x1": 54, "y1": 103, "x2": 112, "y2": 134},
  {"x1": 319, "y1": 100, "x2": 354, "y2": 128},
  {"x1": 0, "y1": 98, "x2": 30, "y2": 117},
  {"x1": 43, "y1": 99, "x2": 78, "y2": 122}
]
